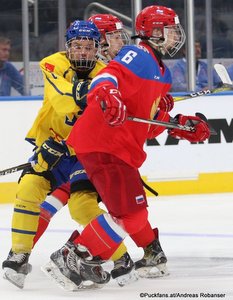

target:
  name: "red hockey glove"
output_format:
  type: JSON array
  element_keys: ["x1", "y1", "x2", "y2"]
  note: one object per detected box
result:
[
  {"x1": 96, "y1": 84, "x2": 127, "y2": 126},
  {"x1": 159, "y1": 94, "x2": 174, "y2": 112},
  {"x1": 168, "y1": 114, "x2": 210, "y2": 142}
]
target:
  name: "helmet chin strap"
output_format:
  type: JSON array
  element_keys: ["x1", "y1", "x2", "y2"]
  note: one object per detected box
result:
[
  {"x1": 98, "y1": 51, "x2": 111, "y2": 64},
  {"x1": 98, "y1": 44, "x2": 112, "y2": 63},
  {"x1": 147, "y1": 40, "x2": 166, "y2": 55},
  {"x1": 102, "y1": 44, "x2": 113, "y2": 62}
]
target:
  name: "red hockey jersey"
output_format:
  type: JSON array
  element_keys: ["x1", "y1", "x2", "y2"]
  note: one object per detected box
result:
[{"x1": 67, "y1": 42, "x2": 172, "y2": 168}]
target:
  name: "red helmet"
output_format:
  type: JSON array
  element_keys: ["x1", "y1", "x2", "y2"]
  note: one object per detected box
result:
[
  {"x1": 136, "y1": 6, "x2": 186, "y2": 57},
  {"x1": 88, "y1": 14, "x2": 123, "y2": 39},
  {"x1": 88, "y1": 14, "x2": 130, "y2": 61}
]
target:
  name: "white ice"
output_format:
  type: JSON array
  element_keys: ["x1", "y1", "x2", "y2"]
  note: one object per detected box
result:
[{"x1": 1, "y1": 193, "x2": 233, "y2": 299}]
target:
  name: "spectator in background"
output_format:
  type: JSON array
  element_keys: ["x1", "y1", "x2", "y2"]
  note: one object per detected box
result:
[
  {"x1": 0, "y1": 36, "x2": 24, "y2": 96},
  {"x1": 171, "y1": 41, "x2": 221, "y2": 92}
]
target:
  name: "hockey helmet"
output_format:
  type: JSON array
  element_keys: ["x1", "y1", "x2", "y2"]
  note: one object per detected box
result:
[
  {"x1": 136, "y1": 6, "x2": 186, "y2": 57},
  {"x1": 88, "y1": 14, "x2": 130, "y2": 60},
  {"x1": 65, "y1": 20, "x2": 101, "y2": 71}
]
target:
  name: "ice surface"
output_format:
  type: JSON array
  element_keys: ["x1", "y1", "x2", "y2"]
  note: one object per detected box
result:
[{"x1": 1, "y1": 193, "x2": 233, "y2": 299}]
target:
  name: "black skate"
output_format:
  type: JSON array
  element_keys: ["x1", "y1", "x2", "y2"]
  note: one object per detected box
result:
[
  {"x1": 111, "y1": 252, "x2": 138, "y2": 287},
  {"x1": 135, "y1": 239, "x2": 169, "y2": 278},
  {"x1": 42, "y1": 241, "x2": 83, "y2": 291},
  {"x1": 42, "y1": 239, "x2": 110, "y2": 291},
  {"x1": 2, "y1": 249, "x2": 32, "y2": 289}
]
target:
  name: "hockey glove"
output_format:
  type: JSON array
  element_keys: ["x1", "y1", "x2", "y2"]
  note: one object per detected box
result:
[
  {"x1": 32, "y1": 137, "x2": 69, "y2": 173},
  {"x1": 168, "y1": 114, "x2": 210, "y2": 142},
  {"x1": 159, "y1": 94, "x2": 174, "y2": 112},
  {"x1": 96, "y1": 84, "x2": 127, "y2": 126},
  {"x1": 73, "y1": 79, "x2": 91, "y2": 110}
]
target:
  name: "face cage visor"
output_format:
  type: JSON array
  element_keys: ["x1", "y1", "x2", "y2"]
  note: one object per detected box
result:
[
  {"x1": 104, "y1": 30, "x2": 130, "y2": 56},
  {"x1": 149, "y1": 24, "x2": 186, "y2": 57},
  {"x1": 65, "y1": 37, "x2": 100, "y2": 71}
]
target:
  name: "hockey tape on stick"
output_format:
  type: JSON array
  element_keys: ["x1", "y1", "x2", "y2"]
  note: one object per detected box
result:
[
  {"x1": 0, "y1": 162, "x2": 32, "y2": 176},
  {"x1": 214, "y1": 64, "x2": 232, "y2": 85}
]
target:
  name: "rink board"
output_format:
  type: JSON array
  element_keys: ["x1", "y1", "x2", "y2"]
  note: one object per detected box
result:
[
  {"x1": 0, "y1": 94, "x2": 232, "y2": 203},
  {"x1": 1, "y1": 172, "x2": 233, "y2": 203}
]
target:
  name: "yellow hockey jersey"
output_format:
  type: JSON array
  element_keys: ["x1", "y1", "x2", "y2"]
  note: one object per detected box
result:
[{"x1": 26, "y1": 51, "x2": 106, "y2": 149}]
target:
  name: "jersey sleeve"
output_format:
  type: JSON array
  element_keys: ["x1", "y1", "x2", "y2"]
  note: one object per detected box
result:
[{"x1": 40, "y1": 54, "x2": 81, "y2": 115}]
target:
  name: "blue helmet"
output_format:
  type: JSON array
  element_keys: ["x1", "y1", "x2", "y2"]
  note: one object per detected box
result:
[
  {"x1": 66, "y1": 20, "x2": 101, "y2": 43},
  {"x1": 65, "y1": 20, "x2": 101, "y2": 71}
]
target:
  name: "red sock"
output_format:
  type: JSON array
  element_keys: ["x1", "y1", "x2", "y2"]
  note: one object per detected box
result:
[
  {"x1": 130, "y1": 221, "x2": 156, "y2": 248},
  {"x1": 33, "y1": 214, "x2": 50, "y2": 247},
  {"x1": 33, "y1": 184, "x2": 70, "y2": 247}
]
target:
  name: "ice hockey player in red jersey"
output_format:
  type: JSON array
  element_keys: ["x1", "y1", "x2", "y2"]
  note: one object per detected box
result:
[
  {"x1": 34, "y1": 13, "x2": 173, "y2": 251},
  {"x1": 42, "y1": 6, "x2": 210, "y2": 291}
]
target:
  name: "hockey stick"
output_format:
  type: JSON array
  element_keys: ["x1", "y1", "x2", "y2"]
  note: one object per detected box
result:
[
  {"x1": 174, "y1": 64, "x2": 233, "y2": 102},
  {"x1": 128, "y1": 116, "x2": 195, "y2": 131},
  {"x1": 173, "y1": 83, "x2": 233, "y2": 102},
  {"x1": 214, "y1": 64, "x2": 232, "y2": 85},
  {"x1": 0, "y1": 162, "x2": 32, "y2": 176},
  {"x1": 128, "y1": 113, "x2": 217, "y2": 135}
]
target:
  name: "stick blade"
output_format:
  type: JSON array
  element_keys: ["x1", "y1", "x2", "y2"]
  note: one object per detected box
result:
[
  {"x1": 195, "y1": 112, "x2": 217, "y2": 136},
  {"x1": 214, "y1": 64, "x2": 232, "y2": 85}
]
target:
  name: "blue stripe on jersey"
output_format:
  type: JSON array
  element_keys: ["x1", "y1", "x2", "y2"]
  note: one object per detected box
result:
[
  {"x1": 40, "y1": 201, "x2": 58, "y2": 216},
  {"x1": 14, "y1": 208, "x2": 40, "y2": 216},
  {"x1": 96, "y1": 214, "x2": 123, "y2": 243},
  {"x1": 12, "y1": 228, "x2": 37, "y2": 235},
  {"x1": 114, "y1": 45, "x2": 172, "y2": 84},
  {"x1": 90, "y1": 77, "x2": 117, "y2": 92}
]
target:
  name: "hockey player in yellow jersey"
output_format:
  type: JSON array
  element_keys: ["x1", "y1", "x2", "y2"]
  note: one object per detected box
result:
[
  {"x1": 32, "y1": 15, "x2": 131, "y2": 249},
  {"x1": 31, "y1": 15, "x2": 134, "y2": 288},
  {"x1": 2, "y1": 20, "x2": 128, "y2": 289}
]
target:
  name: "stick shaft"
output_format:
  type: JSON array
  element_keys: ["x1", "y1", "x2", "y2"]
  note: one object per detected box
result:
[
  {"x1": 0, "y1": 162, "x2": 32, "y2": 176},
  {"x1": 128, "y1": 115, "x2": 216, "y2": 135},
  {"x1": 174, "y1": 83, "x2": 233, "y2": 102},
  {"x1": 127, "y1": 116, "x2": 194, "y2": 131}
]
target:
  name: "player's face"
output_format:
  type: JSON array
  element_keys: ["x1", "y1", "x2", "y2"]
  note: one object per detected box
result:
[
  {"x1": 67, "y1": 38, "x2": 98, "y2": 61},
  {"x1": 105, "y1": 30, "x2": 128, "y2": 59},
  {"x1": 151, "y1": 23, "x2": 185, "y2": 57},
  {"x1": 152, "y1": 27, "x2": 178, "y2": 49},
  {"x1": 164, "y1": 26, "x2": 180, "y2": 49},
  {"x1": 152, "y1": 28, "x2": 163, "y2": 39},
  {"x1": 0, "y1": 43, "x2": 10, "y2": 62},
  {"x1": 66, "y1": 37, "x2": 99, "y2": 70},
  {"x1": 151, "y1": 26, "x2": 184, "y2": 56}
]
